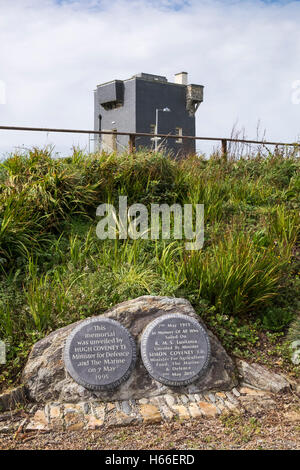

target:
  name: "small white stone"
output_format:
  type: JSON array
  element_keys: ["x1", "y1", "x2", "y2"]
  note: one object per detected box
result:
[
  {"x1": 187, "y1": 394, "x2": 196, "y2": 402},
  {"x1": 82, "y1": 402, "x2": 90, "y2": 414},
  {"x1": 224, "y1": 400, "x2": 239, "y2": 412},
  {"x1": 164, "y1": 394, "x2": 176, "y2": 407},
  {"x1": 194, "y1": 394, "x2": 202, "y2": 402},
  {"x1": 30, "y1": 405, "x2": 38, "y2": 414},
  {"x1": 138, "y1": 398, "x2": 149, "y2": 405},
  {"x1": 159, "y1": 404, "x2": 175, "y2": 420},
  {"x1": 208, "y1": 393, "x2": 216, "y2": 403},
  {"x1": 180, "y1": 394, "x2": 189, "y2": 404},
  {"x1": 121, "y1": 401, "x2": 132, "y2": 415},
  {"x1": 225, "y1": 391, "x2": 239, "y2": 405}
]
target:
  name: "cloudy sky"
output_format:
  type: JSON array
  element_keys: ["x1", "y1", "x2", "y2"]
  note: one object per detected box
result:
[{"x1": 0, "y1": 0, "x2": 299, "y2": 156}]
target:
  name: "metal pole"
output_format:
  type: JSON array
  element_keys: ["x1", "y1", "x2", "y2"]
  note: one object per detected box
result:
[
  {"x1": 129, "y1": 134, "x2": 135, "y2": 153},
  {"x1": 155, "y1": 109, "x2": 159, "y2": 152}
]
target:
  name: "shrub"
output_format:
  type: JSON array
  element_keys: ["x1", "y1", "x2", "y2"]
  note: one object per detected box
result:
[{"x1": 183, "y1": 230, "x2": 289, "y2": 315}]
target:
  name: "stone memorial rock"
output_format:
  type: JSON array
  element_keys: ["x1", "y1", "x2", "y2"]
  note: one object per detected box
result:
[
  {"x1": 22, "y1": 296, "x2": 237, "y2": 404},
  {"x1": 141, "y1": 314, "x2": 211, "y2": 386},
  {"x1": 64, "y1": 318, "x2": 136, "y2": 391}
]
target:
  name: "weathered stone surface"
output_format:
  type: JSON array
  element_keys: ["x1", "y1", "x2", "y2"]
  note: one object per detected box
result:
[
  {"x1": 164, "y1": 394, "x2": 176, "y2": 407},
  {"x1": 108, "y1": 410, "x2": 137, "y2": 427},
  {"x1": 64, "y1": 404, "x2": 85, "y2": 431},
  {"x1": 223, "y1": 400, "x2": 239, "y2": 413},
  {"x1": 159, "y1": 404, "x2": 175, "y2": 420},
  {"x1": 86, "y1": 415, "x2": 104, "y2": 430},
  {"x1": 225, "y1": 391, "x2": 239, "y2": 405},
  {"x1": 153, "y1": 397, "x2": 175, "y2": 420},
  {"x1": 239, "y1": 386, "x2": 267, "y2": 396},
  {"x1": 197, "y1": 401, "x2": 219, "y2": 418},
  {"x1": 138, "y1": 398, "x2": 149, "y2": 405},
  {"x1": 236, "y1": 360, "x2": 291, "y2": 394},
  {"x1": 238, "y1": 396, "x2": 276, "y2": 415},
  {"x1": 188, "y1": 402, "x2": 202, "y2": 418},
  {"x1": 121, "y1": 400, "x2": 132, "y2": 415},
  {"x1": 22, "y1": 296, "x2": 237, "y2": 404},
  {"x1": 180, "y1": 394, "x2": 189, "y2": 404},
  {"x1": 65, "y1": 416, "x2": 84, "y2": 431},
  {"x1": 26, "y1": 409, "x2": 49, "y2": 431},
  {"x1": 49, "y1": 404, "x2": 62, "y2": 419},
  {"x1": 232, "y1": 387, "x2": 240, "y2": 397},
  {"x1": 106, "y1": 403, "x2": 116, "y2": 412},
  {"x1": 207, "y1": 393, "x2": 216, "y2": 403},
  {"x1": 91, "y1": 404, "x2": 106, "y2": 421},
  {"x1": 170, "y1": 404, "x2": 190, "y2": 420},
  {"x1": 215, "y1": 392, "x2": 226, "y2": 401}
]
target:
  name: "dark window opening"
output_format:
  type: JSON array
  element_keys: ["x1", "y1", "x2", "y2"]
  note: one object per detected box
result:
[{"x1": 102, "y1": 101, "x2": 123, "y2": 111}]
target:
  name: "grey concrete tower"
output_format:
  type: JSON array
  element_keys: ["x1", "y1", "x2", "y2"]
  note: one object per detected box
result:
[{"x1": 94, "y1": 72, "x2": 204, "y2": 156}]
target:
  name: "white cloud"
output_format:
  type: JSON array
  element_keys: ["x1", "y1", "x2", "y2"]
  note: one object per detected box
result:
[{"x1": 0, "y1": 0, "x2": 299, "y2": 156}]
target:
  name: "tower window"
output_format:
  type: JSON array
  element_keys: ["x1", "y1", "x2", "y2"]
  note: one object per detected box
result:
[{"x1": 102, "y1": 101, "x2": 123, "y2": 111}]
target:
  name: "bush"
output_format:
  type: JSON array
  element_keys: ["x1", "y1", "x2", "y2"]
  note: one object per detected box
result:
[{"x1": 183, "y1": 230, "x2": 289, "y2": 315}]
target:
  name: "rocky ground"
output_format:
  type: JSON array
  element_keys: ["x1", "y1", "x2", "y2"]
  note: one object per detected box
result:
[{"x1": 0, "y1": 390, "x2": 299, "y2": 450}]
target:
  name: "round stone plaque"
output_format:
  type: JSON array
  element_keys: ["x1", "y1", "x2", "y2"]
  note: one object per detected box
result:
[
  {"x1": 64, "y1": 317, "x2": 136, "y2": 391},
  {"x1": 141, "y1": 313, "x2": 211, "y2": 386}
]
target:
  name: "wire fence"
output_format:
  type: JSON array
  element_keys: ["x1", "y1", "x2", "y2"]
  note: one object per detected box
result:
[{"x1": 0, "y1": 125, "x2": 299, "y2": 160}]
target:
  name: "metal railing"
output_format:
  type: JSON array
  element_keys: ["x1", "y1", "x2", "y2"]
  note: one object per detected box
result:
[{"x1": 0, "y1": 125, "x2": 299, "y2": 159}]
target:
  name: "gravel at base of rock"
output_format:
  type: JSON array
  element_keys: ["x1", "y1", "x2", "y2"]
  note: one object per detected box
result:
[
  {"x1": 22, "y1": 296, "x2": 237, "y2": 404},
  {"x1": 0, "y1": 386, "x2": 292, "y2": 434},
  {"x1": 1, "y1": 393, "x2": 299, "y2": 450}
]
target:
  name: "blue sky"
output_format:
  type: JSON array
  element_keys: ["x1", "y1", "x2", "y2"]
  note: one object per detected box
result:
[{"x1": 0, "y1": 0, "x2": 299, "y2": 156}]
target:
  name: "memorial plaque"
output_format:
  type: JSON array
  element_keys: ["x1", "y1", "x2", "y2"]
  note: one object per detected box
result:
[
  {"x1": 141, "y1": 313, "x2": 211, "y2": 386},
  {"x1": 64, "y1": 318, "x2": 136, "y2": 391}
]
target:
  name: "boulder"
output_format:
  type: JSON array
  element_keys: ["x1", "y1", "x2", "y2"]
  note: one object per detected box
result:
[
  {"x1": 0, "y1": 386, "x2": 27, "y2": 412},
  {"x1": 22, "y1": 296, "x2": 237, "y2": 404},
  {"x1": 236, "y1": 359, "x2": 291, "y2": 394}
]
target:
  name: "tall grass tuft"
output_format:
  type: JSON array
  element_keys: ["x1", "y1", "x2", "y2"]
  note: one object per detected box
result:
[{"x1": 183, "y1": 230, "x2": 290, "y2": 315}]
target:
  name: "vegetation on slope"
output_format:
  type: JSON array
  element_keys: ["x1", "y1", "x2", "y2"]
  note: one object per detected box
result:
[{"x1": 0, "y1": 147, "x2": 299, "y2": 390}]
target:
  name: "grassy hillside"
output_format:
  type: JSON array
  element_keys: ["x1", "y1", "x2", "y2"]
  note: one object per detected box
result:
[{"x1": 0, "y1": 147, "x2": 299, "y2": 390}]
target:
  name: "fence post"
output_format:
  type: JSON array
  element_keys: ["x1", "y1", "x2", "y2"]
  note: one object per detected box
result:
[
  {"x1": 221, "y1": 139, "x2": 227, "y2": 161},
  {"x1": 129, "y1": 134, "x2": 136, "y2": 153}
]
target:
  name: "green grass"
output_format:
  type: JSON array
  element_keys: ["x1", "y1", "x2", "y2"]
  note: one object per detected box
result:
[{"x1": 0, "y1": 147, "x2": 299, "y2": 389}]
